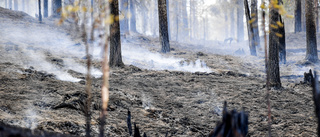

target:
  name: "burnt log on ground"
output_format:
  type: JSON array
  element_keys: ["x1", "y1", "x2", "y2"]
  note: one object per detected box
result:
[
  {"x1": 208, "y1": 101, "x2": 248, "y2": 137},
  {"x1": 0, "y1": 122, "x2": 76, "y2": 137}
]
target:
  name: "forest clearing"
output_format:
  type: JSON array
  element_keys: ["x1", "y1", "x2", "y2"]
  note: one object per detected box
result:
[{"x1": 1, "y1": 0, "x2": 320, "y2": 136}]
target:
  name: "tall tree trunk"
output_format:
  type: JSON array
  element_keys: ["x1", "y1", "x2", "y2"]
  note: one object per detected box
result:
[
  {"x1": 120, "y1": 0, "x2": 129, "y2": 33},
  {"x1": 225, "y1": 12, "x2": 229, "y2": 38},
  {"x1": 251, "y1": 0, "x2": 260, "y2": 48},
  {"x1": 237, "y1": 0, "x2": 244, "y2": 42},
  {"x1": 175, "y1": 0, "x2": 179, "y2": 41},
  {"x1": 244, "y1": 0, "x2": 257, "y2": 56},
  {"x1": 129, "y1": 0, "x2": 136, "y2": 32},
  {"x1": 9, "y1": 0, "x2": 12, "y2": 10},
  {"x1": 166, "y1": 0, "x2": 171, "y2": 40},
  {"x1": 38, "y1": 0, "x2": 42, "y2": 22},
  {"x1": 181, "y1": 0, "x2": 188, "y2": 39},
  {"x1": 5, "y1": 0, "x2": 7, "y2": 8},
  {"x1": 305, "y1": 0, "x2": 319, "y2": 62},
  {"x1": 110, "y1": 0, "x2": 124, "y2": 67},
  {"x1": 268, "y1": 1, "x2": 281, "y2": 88},
  {"x1": 189, "y1": 0, "x2": 193, "y2": 39},
  {"x1": 14, "y1": 0, "x2": 18, "y2": 10},
  {"x1": 279, "y1": 16, "x2": 286, "y2": 64},
  {"x1": 295, "y1": 0, "x2": 302, "y2": 33},
  {"x1": 315, "y1": 0, "x2": 319, "y2": 32},
  {"x1": 302, "y1": 0, "x2": 306, "y2": 31},
  {"x1": 52, "y1": 0, "x2": 62, "y2": 16},
  {"x1": 158, "y1": 0, "x2": 170, "y2": 53},
  {"x1": 230, "y1": 5, "x2": 235, "y2": 38},
  {"x1": 44, "y1": 0, "x2": 48, "y2": 18}
]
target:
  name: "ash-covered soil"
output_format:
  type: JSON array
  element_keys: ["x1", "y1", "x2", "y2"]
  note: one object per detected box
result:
[{"x1": 0, "y1": 7, "x2": 319, "y2": 137}]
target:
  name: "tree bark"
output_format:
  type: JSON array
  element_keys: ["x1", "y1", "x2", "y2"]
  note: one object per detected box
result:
[
  {"x1": 158, "y1": 0, "x2": 170, "y2": 53},
  {"x1": 268, "y1": 2, "x2": 281, "y2": 88},
  {"x1": 181, "y1": 0, "x2": 188, "y2": 39},
  {"x1": 295, "y1": 0, "x2": 302, "y2": 33},
  {"x1": 110, "y1": 0, "x2": 125, "y2": 67},
  {"x1": 244, "y1": 0, "x2": 257, "y2": 56},
  {"x1": 14, "y1": 0, "x2": 18, "y2": 10},
  {"x1": 38, "y1": 0, "x2": 42, "y2": 22},
  {"x1": 302, "y1": 0, "x2": 306, "y2": 31},
  {"x1": 237, "y1": 0, "x2": 244, "y2": 42},
  {"x1": 166, "y1": 0, "x2": 171, "y2": 40},
  {"x1": 44, "y1": 0, "x2": 48, "y2": 18},
  {"x1": 305, "y1": 0, "x2": 319, "y2": 62},
  {"x1": 251, "y1": 0, "x2": 260, "y2": 48},
  {"x1": 315, "y1": 0, "x2": 319, "y2": 32},
  {"x1": 52, "y1": 0, "x2": 62, "y2": 16},
  {"x1": 279, "y1": 16, "x2": 286, "y2": 64},
  {"x1": 129, "y1": 0, "x2": 137, "y2": 32},
  {"x1": 120, "y1": 0, "x2": 129, "y2": 33}
]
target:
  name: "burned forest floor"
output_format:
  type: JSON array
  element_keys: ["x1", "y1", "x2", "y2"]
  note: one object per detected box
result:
[{"x1": 0, "y1": 7, "x2": 319, "y2": 136}]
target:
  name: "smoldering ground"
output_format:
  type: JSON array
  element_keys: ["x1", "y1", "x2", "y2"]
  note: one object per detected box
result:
[{"x1": 0, "y1": 2, "x2": 320, "y2": 137}]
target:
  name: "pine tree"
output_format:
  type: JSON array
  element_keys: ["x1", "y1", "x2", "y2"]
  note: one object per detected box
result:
[
  {"x1": 158, "y1": 0, "x2": 170, "y2": 53},
  {"x1": 305, "y1": 0, "x2": 318, "y2": 62}
]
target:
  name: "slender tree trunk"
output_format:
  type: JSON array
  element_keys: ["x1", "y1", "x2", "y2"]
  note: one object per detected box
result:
[
  {"x1": 295, "y1": 0, "x2": 302, "y2": 33},
  {"x1": 52, "y1": 0, "x2": 62, "y2": 16},
  {"x1": 38, "y1": 0, "x2": 42, "y2": 22},
  {"x1": 244, "y1": 0, "x2": 257, "y2": 56},
  {"x1": 158, "y1": 0, "x2": 170, "y2": 53},
  {"x1": 181, "y1": 0, "x2": 188, "y2": 39},
  {"x1": 5, "y1": 0, "x2": 7, "y2": 8},
  {"x1": 9, "y1": 0, "x2": 12, "y2": 10},
  {"x1": 129, "y1": 0, "x2": 137, "y2": 32},
  {"x1": 120, "y1": 0, "x2": 129, "y2": 33},
  {"x1": 305, "y1": 0, "x2": 319, "y2": 62},
  {"x1": 251, "y1": 0, "x2": 260, "y2": 48},
  {"x1": 302, "y1": 0, "x2": 306, "y2": 31},
  {"x1": 237, "y1": 0, "x2": 244, "y2": 42},
  {"x1": 225, "y1": 12, "x2": 229, "y2": 38},
  {"x1": 110, "y1": 0, "x2": 124, "y2": 67},
  {"x1": 315, "y1": 0, "x2": 319, "y2": 32},
  {"x1": 268, "y1": 1, "x2": 281, "y2": 88},
  {"x1": 44, "y1": 0, "x2": 48, "y2": 18},
  {"x1": 189, "y1": 0, "x2": 193, "y2": 39},
  {"x1": 14, "y1": 0, "x2": 18, "y2": 10},
  {"x1": 175, "y1": 0, "x2": 179, "y2": 41},
  {"x1": 230, "y1": 5, "x2": 235, "y2": 38}
]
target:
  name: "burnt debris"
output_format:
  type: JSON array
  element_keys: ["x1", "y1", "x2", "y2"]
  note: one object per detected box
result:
[
  {"x1": 208, "y1": 101, "x2": 248, "y2": 137},
  {"x1": 311, "y1": 70, "x2": 320, "y2": 136},
  {"x1": 304, "y1": 69, "x2": 314, "y2": 85},
  {"x1": 127, "y1": 110, "x2": 148, "y2": 137}
]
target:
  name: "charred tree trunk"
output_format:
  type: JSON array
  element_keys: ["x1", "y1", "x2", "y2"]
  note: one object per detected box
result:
[
  {"x1": 38, "y1": 0, "x2": 42, "y2": 22},
  {"x1": 311, "y1": 71, "x2": 320, "y2": 137},
  {"x1": 279, "y1": 16, "x2": 286, "y2": 64},
  {"x1": 110, "y1": 0, "x2": 125, "y2": 67},
  {"x1": 268, "y1": 3, "x2": 281, "y2": 88},
  {"x1": 305, "y1": 0, "x2": 319, "y2": 62},
  {"x1": 315, "y1": 0, "x2": 319, "y2": 32},
  {"x1": 44, "y1": 0, "x2": 48, "y2": 18},
  {"x1": 129, "y1": 0, "x2": 136, "y2": 32},
  {"x1": 166, "y1": 0, "x2": 171, "y2": 40},
  {"x1": 158, "y1": 0, "x2": 170, "y2": 53},
  {"x1": 14, "y1": 0, "x2": 18, "y2": 10},
  {"x1": 52, "y1": 0, "x2": 62, "y2": 16},
  {"x1": 251, "y1": 0, "x2": 260, "y2": 48},
  {"x1": 9, "y1": 0, "x2": 12, "y2": 10},
  {"x1": 302, "y1": 0, "x2": 306, "y2": 31},
  {"x1": 295, "y1": 0, "x2": 302, "y2": 33},
  {"x1": 237, "y1": 0, "x2": 244, "y2": 42},
  {"x1": 244, "y1": 0, "x2": 257, "y2": 56},
  {"x1": 120, "y1": 0, "x2": 129, "y2": 33}
]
